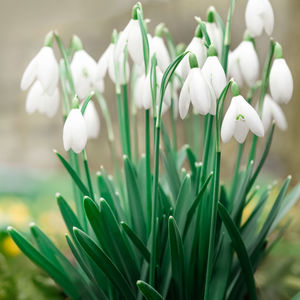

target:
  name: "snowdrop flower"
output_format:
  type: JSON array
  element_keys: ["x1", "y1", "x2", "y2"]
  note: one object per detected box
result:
[
  {"x1": 202, "y1": 45, "x2": 227, "y2": 114},
  {"x1": 178, "y1": 25, "x2": 207, "y2": 80},
  {"x1": 70, "y1": 37, "x2": 99, "y2": 99},
  {"x1": 221, "y1": 82, "x2": 264, "y2": 143},
  {"x1": 245, "y1": 0, "x2": 274, "y2": 37},
  {"x1": 63, "y1": 98, "x2": 87, "y2": 153},
  {"x1": 228, "y1": 34, "x2": 259, "y2": 87},
  {"x1": 261, "y1": 94, "x2": 287, "y2": 131},
  {"x1": 115, "y1": 5, "x2": 144, "y2": 66},
  {"x1": 149, "y1": 24, "x2": 170, "y2": 72},
  {"x1": 269, "y1": 43, "x2": 293, "y2": 104},
  {"x1": 81, "y1": 101, "x2": 100, "y2": 139},
  {"x1": 205, "y1": 8, "x2": 223, "y2": 57},
  {"x1": 26, "y1": 81, "x2": 60, "y2": 118},
  {"x1": 179, "y1": 53, "x2": 212, "y2": 119},
  {"x1": 21, "y1": 31, "x2": 59, "y2": 95}
]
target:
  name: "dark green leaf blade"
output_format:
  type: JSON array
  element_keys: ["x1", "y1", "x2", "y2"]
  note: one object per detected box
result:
[{"x1": 137, "y1": 280, "x2": 164, "y2": 300}]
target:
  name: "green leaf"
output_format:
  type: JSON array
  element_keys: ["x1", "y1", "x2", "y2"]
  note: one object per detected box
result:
[
  {"x1": 217, "y1": 203, "x2": 257, "y2": 300},
  {"x1": 121, "y1": 222, "x2": 150, "y2": 263},
  {"x1": 55, "y1": 151, "x2": 90, "y2": 197},
  {"x1": 8, "y1": 227, "x2": 80, "y2": 300},
  {"x1": 73, "y1": 227, "x2": 136, "y2": 300},
  {"x1": 136, "y1": 280, "x2": 164, "y2": 300},
  {"x1": 168, "y1": 216, "x2": 186, "y2": 299}
]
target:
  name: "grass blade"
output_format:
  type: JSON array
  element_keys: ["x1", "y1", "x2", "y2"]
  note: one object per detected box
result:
[{"x1": 137, "y1": 280, "x2": 164, "y2": 300}]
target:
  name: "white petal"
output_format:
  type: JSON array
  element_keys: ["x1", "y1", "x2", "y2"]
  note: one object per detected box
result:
[
  {"x1": 115, "y1": 20, "x2": 132, "y2": 60},
  {"x1": 269, "y1": 59, "x2": 293, "y2": 104},
  {"x1": 261, "y1": 95, "x2": 273, "y2": 131},
  {"x1": 262, "y1": 0, "x2": 274, "y2": 35},
  {"x1": 234, "y1": 120, "x2": 249, "y2": 143},
  {"x1": 25, "y1": 81, "x2": 42, "y2": 114},
  {"x1": 95, "y1": 44, "x2": 114, "y2": 80},
  {"x1": 245, "y1": 0, "x2": 264, "y2": 37},
  {"x1": 134, "y1": 75, "x2": 146, "y2": 108},
  {"x1": 143, "y1": 74, "x2": 153, "y2": 110},
  {"x1": 227, "y1": 50, "x2": 244, "y2": 86},
  {"x1": 206, "y1": 22, "x2": 223, "y2": 56},
  {"x1": 178, "y1": 75, "x2": 191, "y2": 119},
  {"x1": 151, "y1": 36, "x2": 170, "y2": 72},
  {"x1": 83, "y1": 101, "x2": 100, "y2": 139},
  {"x1": 127, "y1": 20, "x2": 144, "y2": 66},
  {"x1": 221, "y1": 99, "x2": 237, "y2": 143},
  {"x1": 44, "y1": 88, "x2": 60, "y2": 118},
  {"x1": 268, "y1": 96, "x2": 287, "y2": 130},
  {"x1": 21, "y1": 52, "x2": 38, "y2": 90}
]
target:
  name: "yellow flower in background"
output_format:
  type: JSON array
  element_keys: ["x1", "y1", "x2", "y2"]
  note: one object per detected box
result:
[
  {"x1": 7, "y1": 203, "x2": 30, "y2": 226},
  {"x1": 2, "y1": 236, "x2": 20, "y2": 256}
]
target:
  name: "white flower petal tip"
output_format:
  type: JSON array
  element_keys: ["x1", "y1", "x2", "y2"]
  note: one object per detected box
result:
[
  {"x1": 150, "y1": 36, "x2": 170, "y2": 72},
  {"x1": 179, "y1": 68, "x2": 213, "y2": 119},
  {"x1": 81, "y1": 101, "x2": 100, "y2": 139},
  {"x1": 63, "y1": 108, "x2": 88, "y2": 154},
  {"x1": 245, "y1": 0, "x2": 274, "y2": 37},
  {"x1": 227, "y1": 41, "x2": 259, "y2": 87},
  {"x1": 21, "y1": 46, "x2": 59, "y2": 95},
  {"x1": 269, "y1": 58, "x2": 293, "y2": 104},
  {"x1": 261, "y1": 94, "x2": 288, "y2": 131},
  {"x1": 221, "y1": 95, "x2": 264, "y2": 144}
]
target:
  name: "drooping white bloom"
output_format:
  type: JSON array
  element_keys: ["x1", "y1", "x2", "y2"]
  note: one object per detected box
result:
[
  {"x1": 228, "y1": 41, "x2": 259, "y2": 87},
  {"x1": 81, "y1": 101, "x2": 100, "y2": 139},
  {"x1": 179, "y1": 68, "x2": 212, "y2": 119},
  {"x1": 269, "y1": 58, "x2": 293, "y2": 104},
  {"x1": 245, "y1": 0, "x2": 274, "y2": 37},
  {"x1": 70, "y1": 50, "x2": 98, "y2": 99},
  {"x1": 202, "y1": 54, "x2": 227, "y2": 114},
  {"x1": 205, "y1": 22, "x2": 223, "y2": 56},
  {"x1": 25, "y1": 81, "x2": 60, "y2": 118},
  {"x1": 178, "y1": 36, "x2": 207, "y2": 80},
  {"x1": 63, "y1": 108, "x2": 87, "y2": 153},
  {"x1": 221, "y1": 95, "x2": 264, "y2": 143},
  {"x1": 150, "y1": 36, "x2": 170, "y2": 72},
  {"x1": 21, "y1": 46, "x2": 59, "y2": 95},
  {"x1": 261, "y1": 94, "x2": 287, "y2": 131},
  {"x1": 95, "y1": 43, "x2": 130, "y2": 86},
  {"x1": 115, "y1": 19, "x2": 144, "y2": 66}
]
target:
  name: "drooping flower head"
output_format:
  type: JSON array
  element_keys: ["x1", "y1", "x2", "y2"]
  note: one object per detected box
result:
[
  {"x1": 245, "y1": 0, "x2": 274, "y2": 37},
  {"x1": 221, "y1": 81, "x2": 264, "y2": 143},
  {"x1": 81, "y1": 101, "x2": 100, "y2": 139},
  {"x1": 269, "y1": 42, "x2": 293, "y2": 104},
  {"x1": 21, "y1": 31, "x2": 59, "y2": 96}
]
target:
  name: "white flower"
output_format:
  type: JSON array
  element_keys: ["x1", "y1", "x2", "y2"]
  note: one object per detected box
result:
[
  {"x1": 115, "y1": 19, "x2": 144, "y2": 66},
  {"x1": 63, "y1": 108, "x2": 87, "y2": 153},
  {"x1": 178, "y1": 36, "x2": 207, "y2": 79},
  {"x1": 179, "y1": 68, "x2": 212, "y2": 119},
  {"x1": 70, "y1": 50, "x2": 98, "y2": 99},
  {"x1": 95, "y1": 43, "x2": 130, "y2": 86},
  {"x1": 25, "y1": 81, "x2": 60, "y2": 118},
  {"x1": 269, "y1": 58, "x2": 293, "y2": 104},
  {"x1": 261, "y1": 94, "x2": 287, "y2": 131},
  {"x1": 81, "y1": 101, "x2": 100, "y2": 139},
  {"x1": 21, "y1": 46, "x2": 59, "y2": 95},
  {"x1": 228, "y1": 41, "x2": 259, "y2": 87},
  {"x1": 245, "y1": 0, "x2": 274, "y2": 37},
  {"x1": 205, "y1": 22, "x2": 223, "y2": 56},
  {"x1": 150, "y1": 36, "x2": 170, "y2": 72},
  {"x1": 221, "y1": 95, "x2": 264, "y2": 143},
  {"x1": 202, "y1": 55, "x2": 227, "y2": 115}
]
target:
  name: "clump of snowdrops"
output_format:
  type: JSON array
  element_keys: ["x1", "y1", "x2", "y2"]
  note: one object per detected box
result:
[{"x1": 9, "y1": 1, "x2": 300, "y2": 299}]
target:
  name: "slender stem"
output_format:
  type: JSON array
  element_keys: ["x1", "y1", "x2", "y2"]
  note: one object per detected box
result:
[
  {"x1": 132, "y1": 111, "x2": 139, "y2": 164},
  {"x1": 82, "y1": 150, "x2": 94, "y2": 199},
  {"x1": 193, "y1": 113, "x2": 201, "y2": 159},
  {"x1": 116, "y1": 91, "x2": 127, "y2": 156},
  {"x1": 170, "y1": 96, "x2": 177, "y2": 152},
  {"x1": 145, "y1": 110, "x2": 152, "y2": 234},
  {"x1": 122, "y1": 84, "x2": 132, "y2": 160}
]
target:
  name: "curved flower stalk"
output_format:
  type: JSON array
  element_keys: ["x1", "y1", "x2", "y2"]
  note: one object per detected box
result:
[
  {"x1": 26, "y1": 81, "x2": 60, "y2": 118},
  {"x1": 202, "y1": 45, "x2": 227, "y2": 114},
  {"x1": 261, "y1": 94, "x2": 287, "y2": 131},
  {"x1": 245, "y1": 0, "x2": 274, "y2": 37},
  {"x1": 115, "y1": 5, "x2": 144, "y2": 66},
  {"x1": 179, "y1": 53, "x2": 213, "y2": 119},
  {"x1": 221, "y1": 82, "x2": 264, "y2": 143},
  {"x1": 70, "y1": 36, "x2": 101, "y2": 99},
  {"x1": 228, "y1": 33, "x2": 259, "y2": 87},
  {"x1": 63, "y1": 98, "x2": 87, "y2": 153},
  {"x1": 177, "y1": 24, "x2": 207, "y2": 80},
  {"x1": 269, "y1": 43, "x2": 293, "y2": 104},
  {"x1": 21, "y1": 31, "x2": 59, "y2": 96},
  {"x1": 80, "y1": 101, "x2": 100, "y2": 139}
]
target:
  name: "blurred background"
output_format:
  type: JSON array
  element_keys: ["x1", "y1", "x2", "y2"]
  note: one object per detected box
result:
[{"x1": 0, "y1": 0, "x2": 299, "y2": 299}]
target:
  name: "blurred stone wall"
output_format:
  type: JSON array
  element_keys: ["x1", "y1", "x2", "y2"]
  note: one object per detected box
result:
[{"x1": 0, "y1": 0, "x2": 299, "y2": 181}]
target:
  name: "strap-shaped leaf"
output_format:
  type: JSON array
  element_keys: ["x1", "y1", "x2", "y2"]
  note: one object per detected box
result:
[
  {"x1": 121, "y1": 222, "x2": 150, "y2": 263},
  {"x1": 73, "y1": 227, "x2": 136, "y2": 300},
  {"x1": 168, "y1": 216, "x2": 186, "y2": 299},
  {"x1": 137, "y1": 280, "x2": 164, "y2": 300},
  {"x1": 8, "y1": 227, "x2": 80, "y2": 300},
  {"x1": 55, "y1": 151, "x2": 90, "y2": 197},
  {"x1": 217, "y1": 203, "x2": 257, "y2": 300}
]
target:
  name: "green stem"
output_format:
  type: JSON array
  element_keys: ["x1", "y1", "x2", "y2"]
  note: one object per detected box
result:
[
  {"x1": 193, "y1": 113, "x2": 201, "y2": 159},
  {"x1": 132, "y1": 111, "x2": 139, "y2": 164},
  {"x1": 82, "y1": 150, "x2": 94, "y2": 199},
  {"x1": 122, "y1": 84, "x2": 132, "y2": 160},
  {"x1": 116, "y1": 91, "x2": 127, "y2": 157},
  {"x1": 170, "y1": 96, "x2": 177, "y2": 152}
]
